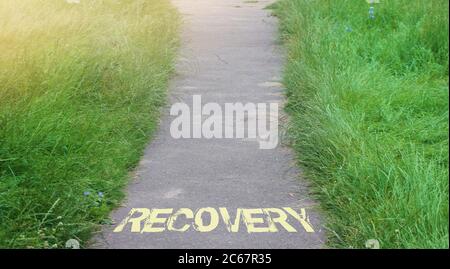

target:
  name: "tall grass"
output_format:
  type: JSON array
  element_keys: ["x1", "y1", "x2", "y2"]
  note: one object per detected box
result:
[
  {"x1": 274, "y1": 0, "x2": 449, "y2": 248},
  {"x1": 0, "y1": 0, "x2": 179, "y2": 248}
]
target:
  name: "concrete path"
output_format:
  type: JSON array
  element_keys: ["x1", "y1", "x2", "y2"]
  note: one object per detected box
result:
[{"x1": 92, "y1": 0, "x2": 325, "y2": 249}]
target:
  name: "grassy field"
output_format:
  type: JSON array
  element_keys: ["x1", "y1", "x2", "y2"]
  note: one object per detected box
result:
[
  {"x1": 273, "y1": 0, "x2": 449, "y2": 248},
  {"x1": 0, "y1": 0, "x2": 179, "y2": 248}
]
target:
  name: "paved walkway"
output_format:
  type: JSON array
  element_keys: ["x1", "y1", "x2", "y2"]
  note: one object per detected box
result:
[{"x1": 92, "y1": 0, "x2": 325, "y2": 249}]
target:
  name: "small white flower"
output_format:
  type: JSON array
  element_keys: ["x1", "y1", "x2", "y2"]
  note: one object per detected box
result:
[
  {"x1": 365, "y1": 239, "x2": 380, "y2": 249},
  {"x1": 65, "y1": 239, "x2": 80, "y2": 249}
]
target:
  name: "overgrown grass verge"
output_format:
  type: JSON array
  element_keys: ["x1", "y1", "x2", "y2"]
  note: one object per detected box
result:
[
  {"x1": 0, "y1": 0, "x2": 179, "y2": 248},
  {"x1": 273, "y1": 0, "x2": 448, "y2": 248}
]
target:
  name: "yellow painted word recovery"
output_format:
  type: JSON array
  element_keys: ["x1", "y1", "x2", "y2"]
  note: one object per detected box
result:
[{"x1": 114, "y1": 207, "x2": 315, "y2": 233}]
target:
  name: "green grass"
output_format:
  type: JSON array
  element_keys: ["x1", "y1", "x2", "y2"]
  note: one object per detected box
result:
[
  {"x1": 0, "y1": 0, "x2": 179, "y2": 248},
  {"x1": 273, "y1": 0, "x2": 449, "y2": 248}
]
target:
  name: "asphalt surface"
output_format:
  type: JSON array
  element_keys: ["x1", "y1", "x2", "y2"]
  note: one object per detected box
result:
[{"x1": 92, "y1": 0, "x2": 325, "y2": 249}]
